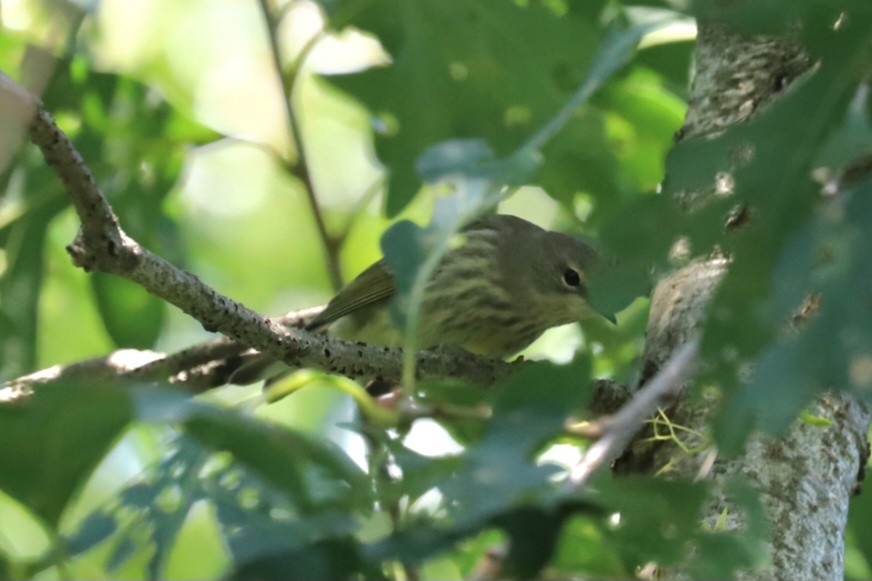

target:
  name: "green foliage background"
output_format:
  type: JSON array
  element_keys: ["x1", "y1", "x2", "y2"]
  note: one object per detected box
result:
[{"x1": 0, "y1": 0, "x2": 870, "y2": 579}]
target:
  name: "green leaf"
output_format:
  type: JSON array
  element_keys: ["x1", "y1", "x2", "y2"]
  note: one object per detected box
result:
[
  {"x1": 848, "y1": 472, "x2": 872, "y2": 577},
  {"x1": 367, "y1": 357, "x2": 595, "y2": 575},
  {"x1": 814, "y1": 83, "x2": 872, "y2": 178},
  {"x1": 691, "y1": 0, "x2": 871, "y2": 48},
  {"x1": 328, "y1": 0, "x2": 601, "y2": 215},
  {"x1": 227, "y1": 537, "x2": 371, "y2": 581},
  {"x1": 591, "y1": 475, "x2": 767, "y2": 579},
  {"x1": 0, "y1": 383, "x2": 133, "y2": 526},
  {"x1": 91, "y1": 274, "x2": 166, "y2": 349},
  {"x1": 65, "y1": 389, "x2": 369, "y2": 577},
  {"x1": 716, "y1": 177, "x2": 872, "y2": 451},
  {"x1": 132, "y1": 389, "x2": 368, "y2": 508},
  {"x1": 379, "y1": 219, "x2": 432, "y2": 329},
  {"x1": 548, "y1": 515, "x2": 628, "y2": 578},
  {"x1": 0, "y1": 195, "x2": 67, "y2": 379},
  {"x1": 416, "y1": 139, "x2": 497, "y2": 184},
  {"x1": 596, "y1": 11, "x2": 872, "y2": 450}
]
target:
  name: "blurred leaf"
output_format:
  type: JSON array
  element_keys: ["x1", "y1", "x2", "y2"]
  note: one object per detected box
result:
[
  {"x1": 228, "y1": 537, "x2": 372, "y2": 581},
  {"x1": 91, "y1": 274, "x2": 166, "y2": 349},
  {"x1": 814, "y1": 83, "x2": 872, "y2": 176},
  {"x1": 328, "y1": 0, "x2": 602, "y2": 214},
  {"x1": 379, "y1": 177, "x2": 501, "y2": 334},
  {"x1": 66, "y1": 388, "x2": 369, "y2": 578},
  {"x1": 548, "y1": 514, "x2": 628, "y2": 578},
  {"x1": 593, "y1": 7, "x2": 872, "y2": 448},
  {"x1": 0, "y1": 551, "x2": 8, "y2": 580},
  {"x1": 590, "y1": 475, "x2": 767, "y2": 579},
  {"x1": 574, "y1": 20, "x2": 666, "y2": 101},
  {"x1": 417, "y1": 138, "x2": 541, "y2": 188},
  {"x1": 442, "y1": 358, "x2": 592, "y2": 525},
  {"x1": 0, "y1": 383, "x2": 132, "y2": 526},
  {"x1": 69, "y1": 433, "x2": 362, "y2": 579},
  {"x1": 689, "y1": 479, "x2": 769, "y2": 580},
  {"x1": 75, "y1": 438, "x2": 210, "y2": 578},
  {"x1": 497, "y1": 506, "x2": 582, "y2": 579},
  {"x1": 848, "y1": 471, "x2": 872, "y2": 577},
  {"x1": 132, "y1": 389, "x2": 368, "y2": 508},
  {"x1": 592, "y1": 475, "x2": 708, "y2": 569},
  {"x1": 717, "y1": 178, "x2": 872, "y2": 450},
  {"x1": 0, "y1": 195, "x2": 67, "y2": 379},
  {"x1": 367, "y1": 357, "x2": 595, "y2": 576},
  {"x1": 380, "y1": 220, "x2": 430, "y2": 301},
  {"x1": 692, "y1": 0, "x2": 870, "y2": 49},
  {"x1": 416, "y1": 139, "x2": 496, "y2": 185}
]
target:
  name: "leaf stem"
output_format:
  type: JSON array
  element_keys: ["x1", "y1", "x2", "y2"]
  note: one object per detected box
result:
[{"x1": 48, "y1": 529, "x2": 72, "y2": 580}]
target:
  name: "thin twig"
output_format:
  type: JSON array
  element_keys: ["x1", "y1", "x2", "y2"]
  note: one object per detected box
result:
[
  {"x1": 128, "y1": 306, "x2": 325, "y2": 384},
  {"x1": 567, "y1": 338, "x2": 700, "y2": 489},
  {"x1": 256, "y1": 0, "x2": 342, "y2": 291},
  {"x1": 0, "y1": 307, "x2": 326, "y2": 400}
]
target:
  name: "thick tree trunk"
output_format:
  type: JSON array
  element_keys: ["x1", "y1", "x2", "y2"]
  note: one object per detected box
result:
[{"x1": 623, "y1": 22, "x2": 871, "y2": 580}]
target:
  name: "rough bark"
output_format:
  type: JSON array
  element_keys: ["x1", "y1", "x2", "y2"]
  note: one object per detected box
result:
[{"x1": 622, "y1": 22, "x2": 871, "y2": 580}]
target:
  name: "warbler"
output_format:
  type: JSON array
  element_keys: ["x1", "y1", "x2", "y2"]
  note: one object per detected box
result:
[{"x1": 231, "y1": 214, "x2": 611, "y2": 384}]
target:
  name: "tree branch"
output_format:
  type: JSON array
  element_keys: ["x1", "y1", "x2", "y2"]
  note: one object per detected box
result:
[{"x1": 0, "y1": 74, "x2": 517, "y2": 394}]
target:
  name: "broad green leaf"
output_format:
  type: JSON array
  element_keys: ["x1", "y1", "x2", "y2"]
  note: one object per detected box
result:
[
  {"x1": 590, "y1": 475, "x2": 767, "y2": 579},
  {"x1": 227, "y1": 537, "x2": 370, "y2": 581},
  {"x1": 596, "y1": 10, "x2": 872, "y2": 450},
  {"x1": 63, "y1": 387, "x2": 369, "y2": 578},
  {"x1": 0, "y1": 383, "x2": 133, "y2": 526},
  {"x1": 328, "y1": 0, "x2": 601, "y2": 214},
  {"x1": 716, "y1": 178, "x2": 872, "y2": 450},
  {"x1": 132, "y1": 389, "x2": 368, "y2": 507}
]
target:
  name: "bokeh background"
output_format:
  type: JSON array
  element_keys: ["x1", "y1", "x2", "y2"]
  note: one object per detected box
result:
[{"x1": 2, "y1": 0, "x2": 870, "y2": 579}]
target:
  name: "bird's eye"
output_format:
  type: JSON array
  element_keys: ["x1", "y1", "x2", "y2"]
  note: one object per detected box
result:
[{"x1": 562, "y1": 268, "x2": 581, "y2": 287}]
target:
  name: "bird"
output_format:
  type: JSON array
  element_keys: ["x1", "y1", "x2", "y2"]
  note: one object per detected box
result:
[{"x1": 230, "y1": 213, "x2": 611, "y2": 385}]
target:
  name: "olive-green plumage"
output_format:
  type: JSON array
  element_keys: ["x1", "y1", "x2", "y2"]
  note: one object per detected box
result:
[{"x1": 231, "y1": 214, "x2": 606, "y2": 385}]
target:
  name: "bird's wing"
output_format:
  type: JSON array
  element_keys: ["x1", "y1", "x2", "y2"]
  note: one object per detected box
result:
[{"x1": 306, "y1": 259, "x2": 396, "y2": 330}]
